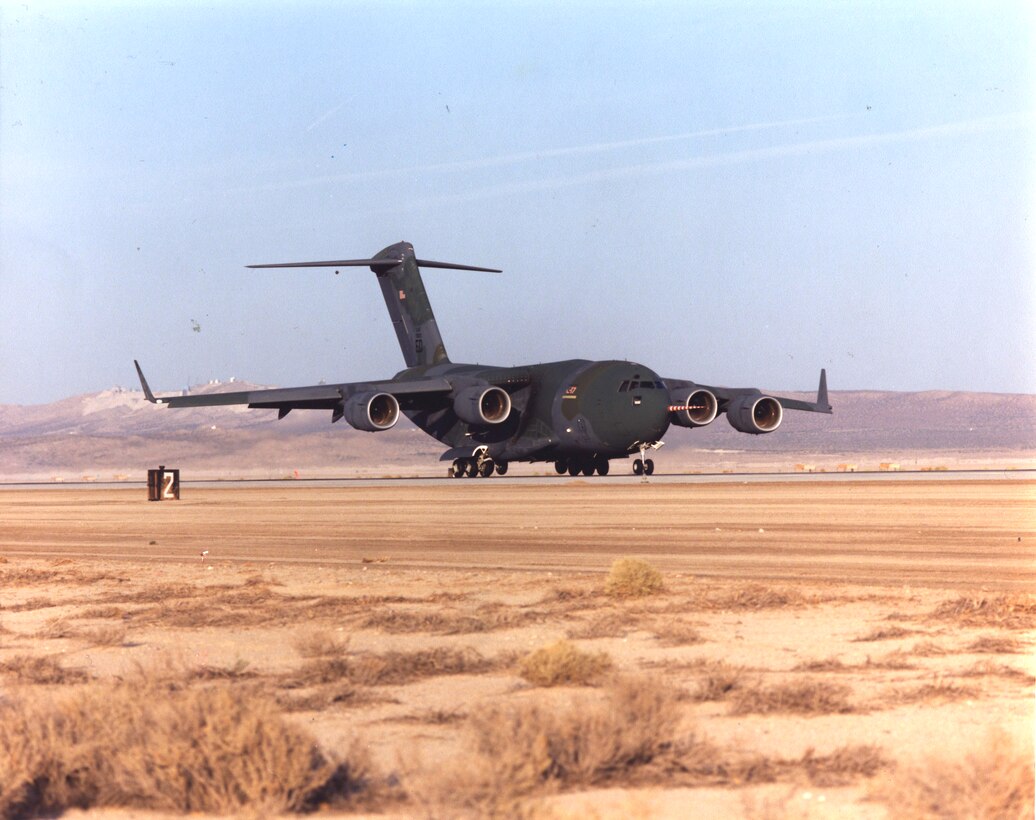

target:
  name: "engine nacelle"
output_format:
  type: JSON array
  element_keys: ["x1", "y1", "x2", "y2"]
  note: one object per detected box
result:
[
  {"x1": 668, "y1": 388, "x2": 718, "y2": 428},
  {"x1": 726, "y1": 394, "x2": 783, "y2": 434},
  {"x1": 343, "y1": 391, "x2": 399, "y2": 432},
  {"x1": 453, "y1": 385, "x2": 511, "y2": 425}
]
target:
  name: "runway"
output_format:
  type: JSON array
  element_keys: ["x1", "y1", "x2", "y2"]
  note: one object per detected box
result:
[{"x1": 2, "y1": 478, "x2": 1032, "y2": 590}]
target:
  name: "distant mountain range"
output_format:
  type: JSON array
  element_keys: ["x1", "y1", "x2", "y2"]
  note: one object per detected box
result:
[{"x1": 1, "y1": 382, "x2": 1033, "y2": 480}]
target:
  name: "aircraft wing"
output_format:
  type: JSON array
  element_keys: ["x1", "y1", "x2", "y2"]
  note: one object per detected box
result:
[
  {"x1": 133, "y1": 360, "x2": 451, "y2": 414},
  {"x1": 664, "y1": 368, "x2": 832, "y2": 414}
]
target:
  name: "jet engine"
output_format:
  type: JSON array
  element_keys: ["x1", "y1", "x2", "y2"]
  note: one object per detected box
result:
[
  {"x1": 343, "y1": 392, "x2": 399, "y2": 431},
  {"x1": 668, "y1": 388, "x2": 718, "y2": 428},
  {"x1": 726, "y1": 394, "x2": 783, "y2": 434},
  {"x1": 453, "y1": 385, "x2": 511, "y2": 425}
]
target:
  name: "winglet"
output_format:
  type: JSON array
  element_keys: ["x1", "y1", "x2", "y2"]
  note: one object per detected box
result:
[
  {"x1": 134, "y1": 360, "x2": 161, "y2": 404},
  {"x1": 817, "y1": 368, "x2": 831, "y2": 413}
]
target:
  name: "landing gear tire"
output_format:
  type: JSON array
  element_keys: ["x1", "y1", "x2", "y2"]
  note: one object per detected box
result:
[
  {"x1": 465, "y1": 460, "x2": 478, "y2": 477},
  {"x1": 644, "y1": 458, "x2": 655, "y2": 476},
  {"x1": 554, "y1": 460, "x2": 568, "y2": 475},
  {"x1": 450, "y1": 459, "x2": 465, "y2": 478},
  {"x1": 478, "y1": 459, "x2": 494, "y2": 478},
  {"x1": 595, "y1": 457, "x2": 610, "y2": 476},
  {"x1": 580, "y1": 463, "x2": 593, "y2": 476},
  {"x1": 568, "y1": 462, "x2": 581, "y2": 477},
  {"x1": 495, "y1": 461, "x2": 508, "y2": 476},
  {"x1": 633, "y1": 459, "x2": 644, "y2": 476}
]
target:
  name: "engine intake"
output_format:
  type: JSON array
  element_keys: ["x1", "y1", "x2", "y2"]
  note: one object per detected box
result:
[
  {"x1": 343, "y1": 391, "x2": 399, "y2": 432},
  {"x1": 453, "y1": 385, "x2": 511, "y2": 425},
  {"x1": 726, "y1": 394, "x2": 783, "y2": 434},
  {"x1": 669, "y1": 388, "x2": 718, "y2": 428}
]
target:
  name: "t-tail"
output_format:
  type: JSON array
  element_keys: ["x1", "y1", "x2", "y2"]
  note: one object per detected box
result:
[{"x1": 247, "y1": 241, "x2": 500, "y2": 368}]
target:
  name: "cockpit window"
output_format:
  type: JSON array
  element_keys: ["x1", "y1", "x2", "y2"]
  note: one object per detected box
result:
[{"x1": 618, "y1": 380, "x2": 630, "y2": 392}]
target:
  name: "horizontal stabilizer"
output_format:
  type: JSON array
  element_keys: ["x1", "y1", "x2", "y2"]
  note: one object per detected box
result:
[{"x1": 247, "y1": 258, "x2": 501, "y2": 273}]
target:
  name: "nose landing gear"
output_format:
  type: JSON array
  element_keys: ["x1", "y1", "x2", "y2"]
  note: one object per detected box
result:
[
  {"x1": 632, "y1": 457, "x2": 654, "y2": 476},
  {"x1": 630, "y1": 441, "x2": 662, "y2": 479}
]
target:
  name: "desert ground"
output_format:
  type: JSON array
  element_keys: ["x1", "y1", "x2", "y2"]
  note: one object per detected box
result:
[{"x1": 1, "y1": 478, "x2": 1033, "y2": 818}]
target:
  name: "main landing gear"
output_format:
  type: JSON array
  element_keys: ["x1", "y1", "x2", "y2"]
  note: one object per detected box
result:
[
  {"x1": 553, "y1": 456, "x2": 610, "y2": 477},
  {"x1": 449, "y1": 455, "x2": 508, "y2": 478}
]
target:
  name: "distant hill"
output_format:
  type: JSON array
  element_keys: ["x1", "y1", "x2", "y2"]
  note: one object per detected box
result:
[{"x1": 1, "y1": 381, "x2": 1032, "y2": 480}]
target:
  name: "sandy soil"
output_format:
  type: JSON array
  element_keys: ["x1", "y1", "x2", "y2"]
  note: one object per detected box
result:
[{"x1": 1, "y1": 479, "x2": 1033, "y2": 818}]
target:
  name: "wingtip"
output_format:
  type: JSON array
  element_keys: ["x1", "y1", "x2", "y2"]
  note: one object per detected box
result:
[
  {"x1": 134, "y1": 360, "x2": 158, "y2": 403},
  {"x1": 817, "y1": 368, "x2": 831, "y2": 413}
]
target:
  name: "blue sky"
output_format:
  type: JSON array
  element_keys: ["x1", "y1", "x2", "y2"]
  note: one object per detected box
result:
[{"x1": 1, "y1": 2, "x2": 1032, "y2": 404}]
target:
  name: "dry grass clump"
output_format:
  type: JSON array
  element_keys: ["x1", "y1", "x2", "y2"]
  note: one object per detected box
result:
[
  {"x1": 78, "y1": 605, "x2": 124, "y2": 619},
  {"x1": 604, "y1": 558, "x2": 664, "y2": 599},
  {"x1": 6, "y1": 596, "x2": 57, "y2": 612},
  {"x1": 0, "y1": 655, "x2": 91, "y2": 685},
  {"x1": 967, "y1": 634, "x2": 1025, "y2": 654},
  {"x1": 909, "y1": 640, "x2": 952, "y2": 656},
  {"x1": 77, "y1": 623, "x2": 127, "y2": 647},
  {"x1": 689, "y1": 660, "x2": 749, "y2": 702},
  {"x1": 566, "y1": 610, "x2": 632, "y2": 639},
  {"x1": 874, "y1": 730, "x2": 1033, "y2": 819},
  {"x1": 294, "y1": 629, "x2": 350, "y2": 658},
  {"x1": 36, "y1": 618, "x2": 126, "y2": 647},
  {"x1": 518, "y1": 640, "x2": 613, "y2": 687},
  {"x1": 702, "y1": 583, "x2": 808, "y2": 611},
  {"x1": 930, "y1": 594, "x2": 1036, "y2": 630},
  {"x1": 361, "y1": 605, "x2": 538, "y2": 635},
  {"x1": 957, "y1": 660, "x2": 1033, "y2": 682},
  {"x1": 276, "y1": 683, "x2": 382, "y2": 713},
  {"x1": 731, "y1": 678, "x2": 853, "y2": 715},
  {"x1": 894, "y1": 681, "x2": 979, "y2": 704},
  {"x1": 650, "y1": 618, "x2": 705, "y2": 647},
  {"x1": 795, "y1": 744, "x2": 889, "y2": 787},
  {"x1": 189, "y1": 658, "x2": 256, "y2": 681},
  {"x1": 0, "y1": 681, "x2": 376, "y2": 817},
  {"x1": 865, "y1": 652, "x2": 917, "y2": 670},
  {"x1": 286, "y1": 646, "x2": 498, "y2": 689},
  {"x1": 853, "y1": 625, "x2": 915, "y2": 642},
  {"x1": 35, "y1": 616, "x2": 77, "y2": 639},
  {"x1": 792, "y1": 657, "x2": 850, "y2": 672},
  {"x1": 350, "y1": 646, "x2": 497, "y2": 686}
]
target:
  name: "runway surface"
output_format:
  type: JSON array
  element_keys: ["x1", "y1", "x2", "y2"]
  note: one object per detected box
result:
[{"x1": 2, "y1": 478, "x2": 1032, "y2": 590}]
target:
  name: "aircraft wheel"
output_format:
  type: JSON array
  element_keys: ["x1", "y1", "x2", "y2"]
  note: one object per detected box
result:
[
  {"x1": 495, "y1": 461, "x2": 508, "y2": 476},
  {"x1": 554, "y1": 460, "x2": 567, "y2": 475},
  {"x1": 478, "y1": 460, "x2": 494, "y2": 478},
  {"x1": 450, "y1": 459, "x2": 465, "y2": 478},
  {"x1": 633, "y1": 459, "x2": 644, "y2": 476},
  {"x1": 581, "y1": 463, "x2": 594, "y2": 476},
  {"x1": 595, "y1": 457, "x2": 610, "y2": 476},
  {"x1": 644, "y1": 458, "x2": 655, "y2": 476},
  {"x1": 568, "y1": 462, "x2": 581, "y2": 477},
  {"x1": 465, "y1": 459, "x2": 478, "y2": 477}
]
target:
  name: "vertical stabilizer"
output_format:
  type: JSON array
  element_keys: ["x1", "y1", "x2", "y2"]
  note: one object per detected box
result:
[{"x1": 371, "y1": 242, "x2": 449, "y2": 368}]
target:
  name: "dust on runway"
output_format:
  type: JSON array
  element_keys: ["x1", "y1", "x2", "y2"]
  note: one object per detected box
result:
[{"x1": 2, "y1": 479, "x2": 1032, "y2": 589}]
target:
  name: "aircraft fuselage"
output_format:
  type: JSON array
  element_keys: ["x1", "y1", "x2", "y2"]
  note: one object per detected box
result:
[{"x1": 395, "y1": 358, "x2": 669, "y2": 466}]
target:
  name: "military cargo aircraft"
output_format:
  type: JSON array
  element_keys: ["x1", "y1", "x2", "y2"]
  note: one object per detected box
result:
[{"x1": 135, "y1": 241, "x2": 831, "y2": 477}]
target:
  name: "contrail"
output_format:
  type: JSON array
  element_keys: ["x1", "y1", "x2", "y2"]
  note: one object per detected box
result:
[
  {"x1": 303, "y1": 97, "x2": 354, "y2": 133},
  {"x1": 370, "y1": 111, "x2": 1032, "y2": 212},
  {"x1": 238, "y1": 111, "x2": 865, "y2": 194}
]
